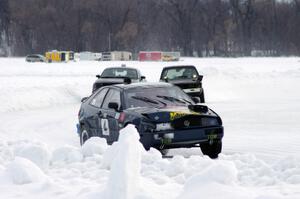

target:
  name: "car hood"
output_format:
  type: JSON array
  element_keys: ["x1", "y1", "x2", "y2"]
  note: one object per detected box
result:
[{"x1": 126, "y1": 105, "x2": 216, "y2": 123}]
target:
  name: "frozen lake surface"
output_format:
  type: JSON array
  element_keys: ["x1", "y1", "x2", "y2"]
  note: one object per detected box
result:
[{"x1": 0, "y1": 57, "x2": 299, "y2": 198}]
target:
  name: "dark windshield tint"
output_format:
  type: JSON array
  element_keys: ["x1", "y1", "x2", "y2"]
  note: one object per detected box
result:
[
  {"x1": 101, "y1": 68, "x2": 138, "y2": 79},
  {"x1": 28, "y1": 55, "x2": 40, "y2": 58},
  {"x1": 124, "y1": 86, "x2": 194, "y2": 109},
  {"x1": 162, "y1": 67, "x2": 198, "y2": 80}
]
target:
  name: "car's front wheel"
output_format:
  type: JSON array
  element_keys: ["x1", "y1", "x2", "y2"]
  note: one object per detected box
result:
[
  {"x1": 80, "y1": 126, "x2": 90, "y2": 145},
  {"x1": 200, "y1": 140, "x2": 222, "y2": 159}
]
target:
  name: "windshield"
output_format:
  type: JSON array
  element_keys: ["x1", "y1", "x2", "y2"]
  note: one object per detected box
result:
[
  {"x1": 124, "y1": 86, "x2": 194, "y2": 109},
  {"x1": 162, "y1": 67, "x2": 198, "y2": 80},
  {"x1": 101, "y1": 68, "x2": 138, "y2": 79}
]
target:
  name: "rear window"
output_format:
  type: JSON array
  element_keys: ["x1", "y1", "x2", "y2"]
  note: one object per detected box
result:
[{"x1": 101, "y1": 68, "x2": 138, "y2": 79}]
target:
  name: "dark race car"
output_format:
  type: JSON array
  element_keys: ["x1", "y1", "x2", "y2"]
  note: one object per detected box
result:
[
  {"x1": 160, "y1": 65, "x2": 205, "y2": 103},
  {"x1": 92, "y1": 66, "x2": 146, "y2": 93},
  {"x1": 77, "y1": 82, "x2": 223, "y2": 158}
]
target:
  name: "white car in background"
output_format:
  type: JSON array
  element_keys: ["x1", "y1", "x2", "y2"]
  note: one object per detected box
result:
[{"x1": 25, "y1": 54, "x2": 46, "y2": 62}]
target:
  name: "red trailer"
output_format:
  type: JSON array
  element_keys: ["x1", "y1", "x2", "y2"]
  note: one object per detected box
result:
[{"x1": 139, "y1": 51, "x2": 162, "y2": 61}]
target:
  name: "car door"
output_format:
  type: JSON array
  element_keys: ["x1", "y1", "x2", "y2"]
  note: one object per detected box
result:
[
  {"x1": 99, "y1": 88, "x2": 122, "y2": 143},
  {"x1": 88, "y1": 88, "x2": 109, "y2": 137}
]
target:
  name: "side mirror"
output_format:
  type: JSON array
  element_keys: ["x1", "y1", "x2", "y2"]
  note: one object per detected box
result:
[
  {"x1": 81, "y1": 97, "x2": 88, "y2": 103},
  {"x1": 163, "y1": 76, "x2": 168, "y2": 82},
  {"x1": 198, "y1": 75, "x2": 203, "y2": 81},
  {"x1": 192, "y1": 97, "x2": 200, "y2": 104},
  {"x1": 108, "y1": 102, "x2": 119, "y2": 111},
  {"x1": 141, "y1": 76, "x2": 146, "y2": 80},
  {"x1": 96, "y1": 74, "x2": 101, "y2": 78}
]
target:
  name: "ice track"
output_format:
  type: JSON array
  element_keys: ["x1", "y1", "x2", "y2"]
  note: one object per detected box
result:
[{"x1": 0, "y1": 57, "x2": 300, "y2": 198}]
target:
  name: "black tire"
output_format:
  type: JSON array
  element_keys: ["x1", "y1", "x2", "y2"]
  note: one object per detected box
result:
[
  {"x1": 200, "y1": 140, "x2": 222, "y2": 159},
  {"x1": 200, "y1": 91, "x2": 205, "y2": 103},
  {"x1": 80, "y1": 125, "x2": 91, "y2": 145}
]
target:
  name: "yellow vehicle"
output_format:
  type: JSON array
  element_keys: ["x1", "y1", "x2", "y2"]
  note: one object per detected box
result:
[
  {"x1": 162, "y1": 52, "x2": 180, "y2": 61},
  {"x1": 45, "y1": 51, "x2": 74, "y2": 63},
  {"x1": 162, "y1": 54, "x2": 174, "y2": 61}
]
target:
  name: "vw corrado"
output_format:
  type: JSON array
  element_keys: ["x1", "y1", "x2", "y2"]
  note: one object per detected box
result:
[{"x1": 77, "y1": 82, "x2": 223, "y2": 158}]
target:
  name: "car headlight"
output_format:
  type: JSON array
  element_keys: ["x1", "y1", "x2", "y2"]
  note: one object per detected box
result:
[
  {"x1": 156, "y1": 123, "x2": 173, "y2": 131},
  {"x1": 201, "y1": 117, "x2": 219, "y2": 126}
]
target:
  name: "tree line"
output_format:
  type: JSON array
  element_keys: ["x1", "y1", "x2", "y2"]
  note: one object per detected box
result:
[{"x1": 0, "y1": 0, "x2": 300, "y2": 57}]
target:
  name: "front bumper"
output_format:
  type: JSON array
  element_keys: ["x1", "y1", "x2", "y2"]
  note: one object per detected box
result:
[{"x1": 139, "y1": 126, "x2": 223, "y2": 149}]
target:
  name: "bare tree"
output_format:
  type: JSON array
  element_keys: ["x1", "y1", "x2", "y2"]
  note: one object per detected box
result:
[
  {"x1": 3, "y1": 0, "x2": 300, "y2": 56},
  {"x1": 0, "y1": 0, "x2": 10, "y2": 56}
]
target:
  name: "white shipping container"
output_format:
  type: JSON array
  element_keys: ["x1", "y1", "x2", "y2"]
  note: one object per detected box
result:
[{"x1": 79, "y1": 52, "x2": 102, "y2": 61}]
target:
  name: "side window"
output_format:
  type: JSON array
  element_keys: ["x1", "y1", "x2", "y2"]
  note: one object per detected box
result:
[
  {"x1": 102, "y1": 89, "x2": 121, "y2": 109},
  {"x1": 90, "y1": 88, "x2": 108, "y2": 108}
]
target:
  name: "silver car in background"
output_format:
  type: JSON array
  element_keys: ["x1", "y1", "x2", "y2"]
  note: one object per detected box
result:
[{"x1": 26, "y1": 54, "x2": 46, "y2": 62}]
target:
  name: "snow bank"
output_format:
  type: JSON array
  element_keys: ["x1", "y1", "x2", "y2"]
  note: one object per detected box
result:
[
  {"x1": 177, "y1": 161, "x2": 253, "y2": 199},
  {"x1": 51, "y1": 145, "x2": 83, "y2": 164},
  {"x1": 14, "y1": 142, "x2": 50, "y2": 170},
  {"x1": 81, "y1": 137, "x2": 108, "y2": 157},
  {"x1": 141, "y1": 148, "x2": 162, "y2": 165},
  {"x1": 101, "y1": 142, "x2": 120, "y2": 170},
  {"x1": 164, "y1": 156, "x2": 186, "y2": 177},
  {"x1": 0, "y1": 141, "x2": 13, "y2": 164},
  {"x1": 105, "y1": 124, "x2": 144, "y2": 199},
  {"x1": 7, "y1": 157, "x2": 46, "y2": 184}
]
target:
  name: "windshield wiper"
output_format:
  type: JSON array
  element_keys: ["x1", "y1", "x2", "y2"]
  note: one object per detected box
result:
[
  {"x1": 156, "y1": 95, "x2": 187, "y2": 104},
  {"x1": 131, "y1": 96, "x2": 160, "y2": 104},
  {"x1": 180, "y1": 98, "x2": 193, "y2": 105}
]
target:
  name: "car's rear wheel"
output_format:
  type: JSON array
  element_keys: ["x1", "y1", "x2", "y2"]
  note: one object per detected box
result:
[
  {"x1": 80, "y1": 126, "x2": 90, "y2": 145},
  {"x1": 200, "y1": 140, "x2": 222, "y2": 159}
]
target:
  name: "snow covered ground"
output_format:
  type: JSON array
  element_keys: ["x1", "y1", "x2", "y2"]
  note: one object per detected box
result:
[{"x1": 0, "y1": 57, "x2": 300, "y2": 198}]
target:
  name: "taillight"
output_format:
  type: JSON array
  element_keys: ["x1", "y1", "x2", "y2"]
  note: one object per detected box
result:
[{"x1": 118, "y1": 112, "x2": 126, "y2": 123}]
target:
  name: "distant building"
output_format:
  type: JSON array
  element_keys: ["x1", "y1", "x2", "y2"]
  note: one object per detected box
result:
[
  {"x1": 79, "y1": 52, "x2": 101, "y2": 61},
  {"x1": 139, "y1": 51, "x2": 180, "y2": 61},
  {"x1": 45, "y1": 50, "x2": 74, "y2": 62},
  {"x1": 101, "y1": 51, "x2": 132, "y2": 61},
  {"x1": 139, "y1": 51, "x2": 162, "y2": 61}
]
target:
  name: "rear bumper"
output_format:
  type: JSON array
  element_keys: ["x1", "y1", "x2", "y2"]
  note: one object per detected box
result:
[{"x1": 139, "y1": 126, "x2": 223, "y2": 149}]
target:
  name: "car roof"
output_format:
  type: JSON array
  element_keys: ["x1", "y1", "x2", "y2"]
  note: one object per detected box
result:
[
  {"x1": 103, "y1": 66, "x2": 139, "y2": 70},
  {"x1": 27, "y1": 54, "x2": 44, "y2": 57},
  {"x1": 110, "y1": 82, "x2": 173, "y2": 90},
  {"x1": 163, "y1": 65, "x2": 196, "y2": 69}
]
